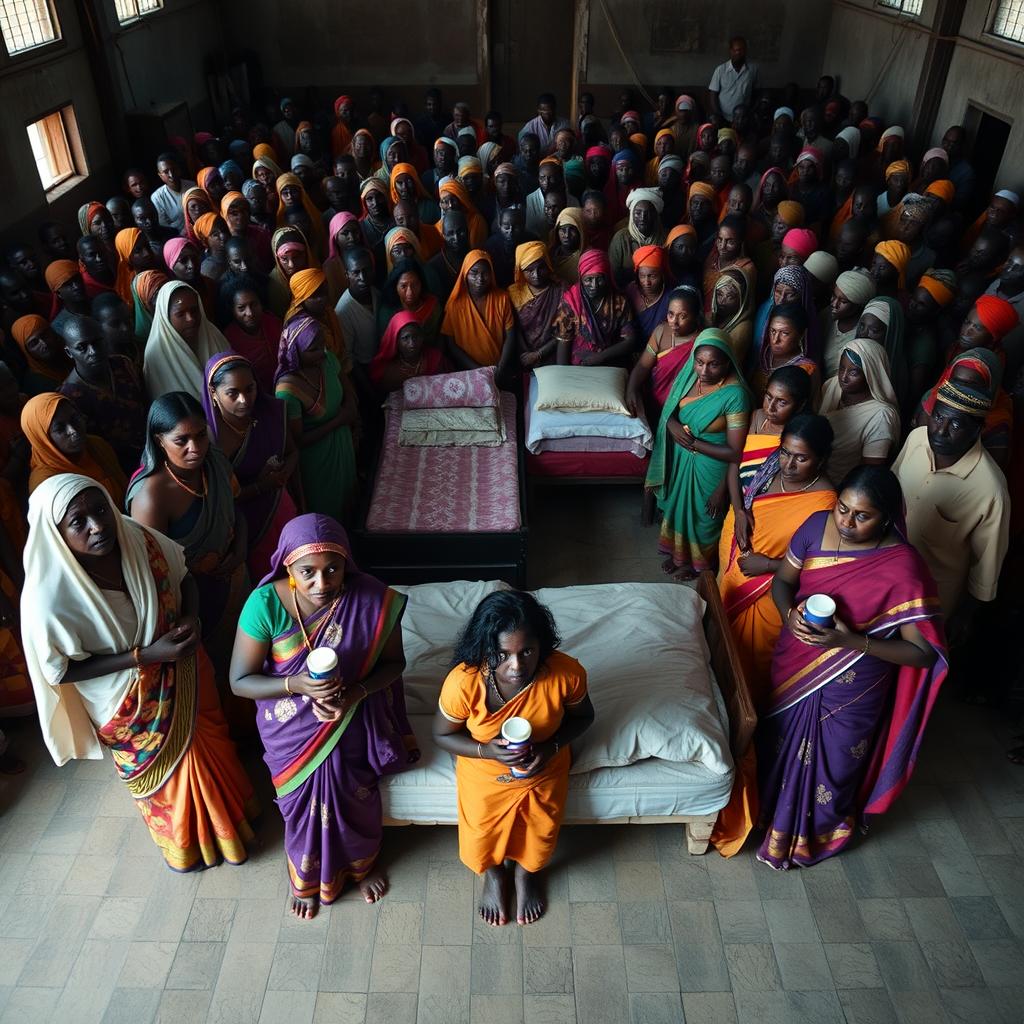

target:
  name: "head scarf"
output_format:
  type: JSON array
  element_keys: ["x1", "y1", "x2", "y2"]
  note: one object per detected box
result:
[
  {"x1": 995, "y1": 188, "x2": 1021, "y2": 206},
  {"x1": 20, "y1": 394, "x2": 126, "y2": 503},
  {"x1": 925, "y1": 179, "x2": 955, "y2": 204},
  {"x1": 898, "y1": 193, "x2": 932, "y2": 225},
  {"x1": 508, "y1": 241, "x2": 554, "y2": 308},
  {"x1": 388, "y1": 161, "x2": 429, "y2": 205},
  {"x1": 877, "y1": 125, "x2": 904, "y2": 152},
  {"x1": 922, "y1": 347, "x2": 1002, "y2": 419},
  {"x1": 259, "y1": 513, "x2": 367, "y2": 589},
  {"x1": 438, "y1": 178, "x2": 487, "y2": 247},
  {"x1": 45, "y1": 260, "x2": 78, "y2": 294},
  {"x1": 555, "y1": 206, "x2": 586, "y2": 248},
  {"x1": 687, "y1": 181, "x2": 718, "y2": 216},
  {"x1": 275, "y1": 172, "x2": 326, "y2": 254},
  {"x1": 835, "y1": 268, "x2": 876, "y2": 306},
  {"x1": 781, "y1": 228, "x2": 818, "y2": 260},
  {"x1": 774, "y1": 107, "x2": 795, "y2": 122},
  {"x1": 22, "y1": 473, "x2": 190, "y2": 765},
  {"x1": 874, "y1": 240, "x2": 911, "y2": 289},
  {"x1": 162, "y1": 237, "x2": 191, "y2": 273},
  {"x1": 763, "y1": 264, "x2": 821, "y2": 360},
  {"x1": 368, "y1": 309, "x2": 443, "y2": 387},
  {"x1": 632, "y1": 245, "x2": 665, "y2": 272},
  {"x1": 220, "y1": 190, "x2": 246, "y2": 220},
  {"x1": 180, "y1": 186, "x2": 212, "y2": 243},
  {"x1": 712, "y1": 266, "x2": 755, "y2": 338},
  {"x1": 327, "y1": 211, "x2": 362, "y2": 262},
  {"x1": 922, "y1": 147, "x2": 949, "y2": 167},
  {"x1": 562, "y1": 249, "x2": 619, "y2": 350},
  {"x1": 274, "y1": 314, "x2": 322, "y2": 384},
  {"x1": 804, "y1": 250, "x2": 839, "y2": 288},
  {"x1": 626, "y1": 187, "x2": 667, "y2": 245},
  {"x1": 219, "y1": 159, "x2": 243, "y2": 182},
  {"x1": 252, "y1": 143, "x2": 277, "y2": 162},
  {"x1": 974, "y1": 294, "x2": 1019, "y2": 340},
  {"x1": 717, "y1": 128, "x2": 739, "y2": 147},
  {"x1": 112, "y1": 227, "x2": 143, "y2": 305},
  {"x1": 885, "y1": 159, "x2": 911, "y2": 181},
  {"x1": 820, "y1": 337, "x2": 898, "y2": 413},
  {"x1": 776, "y1": 200, "x2": 805, "y2": 227},
  {"x1": 192, "y1": 212, "x2": 220, "y2": 249},
  {"x1": 917, "y1": 269, "x2": 956, "y2": 306},
  {"x1": 752, "y1": 167, "x2": 788, "y2": 211},
  {"x1": 142, "y1": 281, "x2": 227, "y2": 401},
  {"x1": 835, "y1": 126, "x2": 860, "y2": 159},
  {"x1": 12, "y1": 315, "x2": 65, "y2": 383},
  {"x1": 494, "y1": 161, "x2": 518, "y2": 178},
  {"x1": 477, "y1": 140, "x2": 500, "y2": 174},
  {"x1": 458, "y1": 156, "x2": 483, "y2": 177},
  {"x1": 196, "y1": 167, "x2": 222, "y2": 196},
  {"x1": 290, "y1": 153, "x2": 315, "y2": 173},
  {"x1": 252, "y1": 154, "x2": 284, "y2": 182},
  {"x1": 131, "y1": 270, "x2": 167, "y2": 340},
  {"x1": 666, "y1": 223, "x2": 697, "y2": 246},
  {"x1": 675, "y1": 95, "x2": 695, "y2": 113},
  {"x1": 383, "y1": 226, "x2": 423, "y2": 272},
  {"x1": 283, "y1": 267, "x2": 327, "y2": 326},
  {"x1": 658, "y1": 154, "x2": 684, "y2": 174},
  {"x1": 585, "y1": 145, "x2": 612, "y2": 162}
]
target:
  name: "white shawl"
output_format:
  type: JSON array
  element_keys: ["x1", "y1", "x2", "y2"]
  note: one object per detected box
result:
[
  {"x1": 21, "y1": 474, "x2": 186, "y2": 765},
  {"x1": 143, "y1": 281, "x2": 227, "y2": 402}
]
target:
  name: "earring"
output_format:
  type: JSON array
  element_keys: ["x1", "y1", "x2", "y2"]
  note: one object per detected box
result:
[{"x1": 288, "y1": 573, "x2": 297, "y2": 590}]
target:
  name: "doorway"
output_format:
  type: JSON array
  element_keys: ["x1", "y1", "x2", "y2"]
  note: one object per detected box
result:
[
  {"x1": 964, "y1": 105, "x2": 1011, "y2": 220},
  {"x1": 490, "y1": 0, "x2": 576, "y2": 128}
]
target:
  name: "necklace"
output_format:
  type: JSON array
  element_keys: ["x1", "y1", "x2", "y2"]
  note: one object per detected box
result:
[
  {"x1": 487, "y1": 672, "x2": 509, "y2": 708},
  {"x1": 696, "y1": 377, "x2": 727, "y2": 396},
  {"x1": 216, "y1": 404, "x2": 255, "y2": 438},
  {"x1": 165, "y1": 463, "x2": 207, "y2": 498},
  {"x1": 291, "y1": 585, "x2": 344, "y2": 652},
  {"x1": 781, "y1": 472, "x2": 821, "y2": 493}
]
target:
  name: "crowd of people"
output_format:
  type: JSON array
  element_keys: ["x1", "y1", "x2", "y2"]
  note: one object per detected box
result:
[{"x1": 0, "y1": 34, "x2": 1021, "y2": 922}]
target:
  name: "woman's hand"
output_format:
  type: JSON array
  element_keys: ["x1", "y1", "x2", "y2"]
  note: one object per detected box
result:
[
  {"x1": 258, "y1": 455, "x2": 289, "y2": 490},
  {"x1": 579, "y1": 352, "x2": 604, "y2": 367},
  {"x1": 520, "y1": 349, "x2": 542, "y2": 369},
  {"x1": 705, "y1": 480, "x2": 728, "y2": 518},
  {"x1": 733, "y1": 508, "x2": 754, "y2": 552},
  {"x1": 144, "y1": 620, "x2": 201, "y2": 665},
  {"x1": 288, "y1": 672, "x2": 343, "y2": 704},
  {"x1": 788, "y1": 603, "x2": 857, "y2": 650},
  {"x1": 625, "y1": 387, "x2": 642, "y2": 419},
  {"x1": 482, "y1": 738, "x2": 535, "y2": 768},
  {"x1": 738, "y1": 552, "x2": 775, "y2": 577},
  {"x1": 667, "y1": 420, "x2": 696, "y2": 449},
  {"x1": 509, "y1": 739, "x2": 559, "y2": 778}
]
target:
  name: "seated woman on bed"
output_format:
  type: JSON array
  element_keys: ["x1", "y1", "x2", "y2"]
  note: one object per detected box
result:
[{"x1": 433, "y1": 591, "x2": 595, "y2": 927}]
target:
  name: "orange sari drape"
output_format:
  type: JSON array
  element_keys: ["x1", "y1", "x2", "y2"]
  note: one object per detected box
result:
[
  {"x1": 711, "y1": 484, "x2": 837, "y2": 857},
  {"x1": 438, "y1": 650, "x2": 588, "y2": 874},
  {"x1": 440, "y1": 251, "x2": 514, "y2": 366}
]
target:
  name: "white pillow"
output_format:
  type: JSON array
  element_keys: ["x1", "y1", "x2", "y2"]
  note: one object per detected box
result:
[
  {"x1": 525, "y1": 373, "x2": 652, "y2": 455},
  {"x1": 534, "y1": 364, "x2": 632, "y2": 415}
]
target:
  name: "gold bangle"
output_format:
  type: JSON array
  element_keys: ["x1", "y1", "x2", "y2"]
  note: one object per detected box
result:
[
  {"x1": 477, "y1": 742, "x2": 484, "y2": 759},
  {"x1": 285, "y1": 675, "x2": 292, "y2": 695},
  {"x1": 862, "y1": 636, "x2": 872, "y2": 656},
  {"x1": 132, "y1": 646, "x2": 142, "y2": 669}
]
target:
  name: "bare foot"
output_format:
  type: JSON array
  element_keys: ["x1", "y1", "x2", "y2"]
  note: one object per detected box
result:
[
  {"x1": 514, "y1": 862, "x2": 545, "y2": 925},
  {"x1": 0, "y1": 753, "x2": 25, "y2": 774},
  {"x1": 670, "y1": 565, "x2": 697, "y2": 582},
  {"x1": 289, "y1": 893, "x2": 318, "y2": 919},
  {"x1": 358, "y1": 867, "x2": 388, "y2": 904},
  {"x1": 479, "y1": 865, "x2": 509, "y2": 926}
]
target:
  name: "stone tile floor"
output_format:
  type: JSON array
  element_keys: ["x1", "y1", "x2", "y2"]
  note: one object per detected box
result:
[{"x1": 0, "y1": 487, "x2": 1022, "y2": 1023}]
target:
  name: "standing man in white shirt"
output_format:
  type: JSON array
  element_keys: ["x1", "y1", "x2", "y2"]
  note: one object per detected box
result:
[
  {"x1": 150, "y1": 152, "x2": 196, "y2": 235},
  {"x1": 708, "y1": 37, "x2": 758, "y2": 122}
]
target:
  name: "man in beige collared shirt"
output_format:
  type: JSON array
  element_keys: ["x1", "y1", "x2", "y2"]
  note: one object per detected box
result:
[{"x1": 892, "y1": 381, "x2": 1009, "y2": 644}]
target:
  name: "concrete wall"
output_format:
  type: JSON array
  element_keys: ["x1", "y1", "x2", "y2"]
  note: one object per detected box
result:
[
  {"x1": 220, "y1": 0, "x2": 486, "y2": 111},
  {"x1": 583, "y1": 0, "x2": 833, "y2": 102},
  {"x1": 821, "y1": 0, "x2": 932, "y2": 127}
]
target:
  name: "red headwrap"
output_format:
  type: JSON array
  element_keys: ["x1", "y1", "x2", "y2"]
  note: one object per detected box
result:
[
  {"x1": 781, "y1": 228, "x2": 818, "y2": 261},
  {"x1": 974, "y1": 295, "x2": 1019, "y2": 340},
  {"x1": 334, "y1": 95, "x2": 352, "y2": 116},
  {"x1": 585, "y1": 145, "x2": 612, "y2": 161},
  {"x1": 578, "y1": 248, "x2": 612, "y2": 280}
]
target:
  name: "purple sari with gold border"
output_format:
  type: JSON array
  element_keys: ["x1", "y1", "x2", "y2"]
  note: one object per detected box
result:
[
  {"x1": 757, "y1": 510, "x2": 947, "y2": 869},
  {"x1": 248, "y1": 515, "x2": 418, "y2": 903}
]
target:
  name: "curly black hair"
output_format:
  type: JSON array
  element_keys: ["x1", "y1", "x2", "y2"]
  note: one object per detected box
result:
[{"x1": 452, "y1": 590, "x2": 561, "y2": 672}]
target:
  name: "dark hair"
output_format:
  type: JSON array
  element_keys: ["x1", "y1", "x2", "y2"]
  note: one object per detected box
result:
[
  {"x1": 537, "y1": 92, "x2": 556, "y2": 107},
  {"x1": 140, "y1": 392, "x2": 206, "y2": 475},
  {"x1": 91, "y1": 292, "x2": 128, "y2": 317},
  {"x1": 342, "y1": 245, "x2": 373, "y2": 269},
  {"x1": 209, "y1": 354, "x2": 253, "y2": 390},
  {"x1": 519, "y1": 131, "x2": 539, "y2": 146},
  {"x1": 426, "y1": 87, "x2": 442, "y2": 100},
  {"x1": 766, "y1": 364, "x2": 812, "y2": 408},
  {"x1": 719, "y1": 213, "x2": 746, "y2": 235},
  {"x1": 769, "y1": 300, "x2": 808, "y2": 333},
  {"x1": 729, "y1": 35, "x2": 747, "y2": 46},
  {"x1": 452, "y1": 591, "x2": 561, "y2": 672},
  {"x1": 217, "y1": 271, "x2": 266, "y2": 324},
  {"x1": 156, "y1": 151, "x2": 178, "y2": 167},
  {"x1": 581, "y1": 91, "x2": 595, "y2": 104},
  {"x1": 581, "y1": 189, "x2": 606, "y2": 207},
  {"x1": 781, "y1": 412, "x2": 833, "y2": 460},
  {"x1": 836, "y1": 465, "x2": 903, "y2": 526},
  {"x1": 485, "y1": 109, "x2": 502, "y2": 122},
  {"x1": 667, "y1": 285, "x2": 704, "y2": 324},
  {"x1": 381, "y1": 258, "x2": 429, "y2": 308}
]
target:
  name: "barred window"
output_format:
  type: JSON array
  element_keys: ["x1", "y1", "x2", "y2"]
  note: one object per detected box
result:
[
  {"x1": 877, "y1": 0, "x2": 924, "y2": 14},
  {"x1": 992, "y1": 1, "x2": 1024, "y2": 43},
  {"x1": 114, "y1": 0, "x2": 162, "y2": 25},
  {"x1": 0, "y1": 0, "x2": 59, "y2": 55}
]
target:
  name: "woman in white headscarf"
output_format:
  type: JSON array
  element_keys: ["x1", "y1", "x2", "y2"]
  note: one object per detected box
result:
[
  {"x1": 21, "y1": 473, "x2": 257, "y2": 871},
  {"x1": 818, "y1": 337, "x2": 900, "y2": 484},
  {"x1": 608, "y1": 187, "x2": 667, "y2": 287},
  {"x1": 143, "y1": 281, "x2": 227, "y2": 401}
]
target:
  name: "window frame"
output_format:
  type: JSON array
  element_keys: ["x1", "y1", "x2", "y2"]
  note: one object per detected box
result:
[
  {"x1": 986, "y1": 0, "x2": 1024, "y2": 48},
  {"x1": 875, "y1": 0, "x2": 924, "y2": 16},
  {"x1": 26, "y1": 104, "x2": 88, "y2": 198},
  {"x1": 113, "y1": 0, "x2": 164, "y2": 27},
  {"x1": 0, "y1": 0, "x2": 61, "y2": 59}
]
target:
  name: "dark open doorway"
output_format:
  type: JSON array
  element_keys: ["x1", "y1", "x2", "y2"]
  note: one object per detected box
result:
[{"x1": 964, "y1": 105, "x2": 1012, "y2": 220}]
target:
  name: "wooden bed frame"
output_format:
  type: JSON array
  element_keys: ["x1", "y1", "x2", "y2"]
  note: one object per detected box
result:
[
  {"x1": 352, "y1": 400, "x2": 530, "y2": 588},
  {"x1": 384, "y1": 572, "x2": 756, "y2": 855}
]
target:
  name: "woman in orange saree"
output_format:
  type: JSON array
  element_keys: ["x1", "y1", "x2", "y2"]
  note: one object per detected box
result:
[
  {"x1": 434, "y1": 591, "x2": 595, "y2": 927},
  {"x1": 22, "y1": 474, "x2": 257, "y2": 871},
  {"x1": 712, "y1": 414, "x2": 837, "y2": 856}
]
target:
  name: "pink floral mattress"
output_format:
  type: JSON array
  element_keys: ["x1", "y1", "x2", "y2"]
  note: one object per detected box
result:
[{"x1": 366, "y1": 392, "x2": 522, "y2": 533}]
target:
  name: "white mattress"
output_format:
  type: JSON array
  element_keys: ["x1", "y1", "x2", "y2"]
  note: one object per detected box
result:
[
  {"x1": 382, "y1": 716, "x2": 734, "y2": 821},
  {"x1": 381, "y1": 580, "x2": 735, "y2": 820}
]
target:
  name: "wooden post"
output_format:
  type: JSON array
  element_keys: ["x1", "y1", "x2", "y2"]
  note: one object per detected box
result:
[
  {"x1": 570, "y1": 0, "x2": 590, "y2": 125},
  {"x1": 909, "y1": 0, "x2": 966, "y2": 153},
  {"x1": 477, "y1": 0, "x2": 492, "y2": 115}
]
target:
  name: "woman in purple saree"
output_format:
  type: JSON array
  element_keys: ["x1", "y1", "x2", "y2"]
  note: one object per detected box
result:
[
  {"x1": 759, "y1": 466, "x2": 946, "y2": 869},
  {"x1": 230, "y1": 513, "x2": 418, "y2": 918}
]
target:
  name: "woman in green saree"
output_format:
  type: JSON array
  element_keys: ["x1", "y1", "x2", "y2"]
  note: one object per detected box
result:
[
  {"x1": 647, "y1": 328, "x2": 751, "y2": 580},
  {"x1": 274, "y1": 315, "x2": 358, "y2": 523}
]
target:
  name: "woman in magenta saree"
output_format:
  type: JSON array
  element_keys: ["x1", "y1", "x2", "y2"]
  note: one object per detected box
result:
[
  {"x1": 230, "y1": 513, "x2": 418, "y2": 918},
  {"x1": 758, "y1": 466, "x2": 946, "y2": 869}
]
